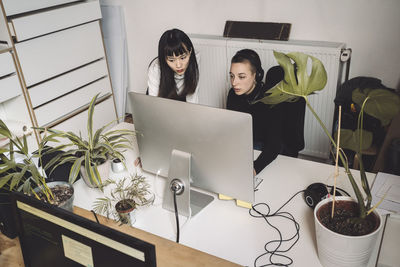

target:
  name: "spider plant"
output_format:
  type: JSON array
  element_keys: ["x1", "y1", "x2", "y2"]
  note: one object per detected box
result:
[
  {"x1": 0, "y1": 119, "x2": 53, "y2": 201},
  {"x1": 38, "y1": 94, "x2": 135, "y2": 188},
  {"x1": 93, "y1": 174, "x2": 153, "y2": 224}
]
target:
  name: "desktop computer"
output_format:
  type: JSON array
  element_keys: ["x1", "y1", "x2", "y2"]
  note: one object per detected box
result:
[{"x1": 128, "y1": 92, "x2": 255, "y2": 216}]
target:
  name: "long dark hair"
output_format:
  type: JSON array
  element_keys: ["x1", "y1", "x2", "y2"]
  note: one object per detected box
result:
[{"x1": 158, "y1": 29, "x2": 199, "y2": 100}]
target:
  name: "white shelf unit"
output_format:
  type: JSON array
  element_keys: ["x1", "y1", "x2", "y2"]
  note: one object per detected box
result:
[
  {"x1": 0, "y1": 44, "x2": 33, "y2": 147},
  {"x1": 0, "y1": 0, "x2": 118, "y2": 143}
]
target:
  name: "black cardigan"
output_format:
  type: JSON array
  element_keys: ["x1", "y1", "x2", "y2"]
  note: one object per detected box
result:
[{"x1": 226, "y1": 85, "x2": 284, "y2": 174}]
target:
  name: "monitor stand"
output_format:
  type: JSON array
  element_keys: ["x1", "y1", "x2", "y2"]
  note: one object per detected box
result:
[{"x1": 162, "y1": 149, "x2": 214, "y2": 217}]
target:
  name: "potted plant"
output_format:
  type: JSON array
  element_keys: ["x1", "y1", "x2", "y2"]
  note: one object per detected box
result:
[
  {"x1": 0, "y1": 119, "x2": 74, "y2": 238},
  {"x1": 258, "y1": 51, "x2": 400, "y2": 267},
  {"x1": 39, "y1": 94, "x2": 135, "y2": 189},
  {"x1": 92, "y1": 174, "x2": 153, "y2": 225}
]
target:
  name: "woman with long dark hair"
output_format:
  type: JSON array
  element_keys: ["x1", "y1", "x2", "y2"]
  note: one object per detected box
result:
[{"x1": 148, "y1": 28, "x2": 199, "y2": 103}]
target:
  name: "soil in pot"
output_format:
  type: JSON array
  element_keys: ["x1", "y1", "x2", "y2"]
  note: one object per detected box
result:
[
  {"x1": 317, "y1": 200, "x2": 380, "y2": 236},
  {"x1": 37, "y1": 185, "x2": 73, "y2": 206},
  {"x1": 115, "y1": 200, "x2": 135, "y2": 212},
  {"x1": 116, "y1": 200, "x2": 136, "y2": 225}
]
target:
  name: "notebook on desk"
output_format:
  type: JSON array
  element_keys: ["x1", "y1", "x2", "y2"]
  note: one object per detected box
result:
[
  {"x1": 253, "y1": 149, "x2": 263, "y2": 191},
  {"x1": 371, "y1": 172, "x2": 400, "y2": 214}
]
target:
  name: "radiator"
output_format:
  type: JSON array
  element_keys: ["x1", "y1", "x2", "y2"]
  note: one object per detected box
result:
[{"x1": 190, "y1": 34, "x2": 346, "y2": 159}]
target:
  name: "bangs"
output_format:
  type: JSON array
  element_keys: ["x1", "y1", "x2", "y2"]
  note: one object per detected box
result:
[{"x1": 164, "y1": 41, "x2": 189, "y2": 57}]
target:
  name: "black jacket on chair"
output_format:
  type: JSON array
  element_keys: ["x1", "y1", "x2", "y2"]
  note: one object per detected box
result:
[{"x1": 264, "y1": 66, "x2": 306, "y2": 157}]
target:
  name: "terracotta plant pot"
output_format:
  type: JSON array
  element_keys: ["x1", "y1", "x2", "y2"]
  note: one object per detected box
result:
[
  {"x1": 314, "y1": 196, "x2": 383, "y2": 267},
  {"x1": 80, "y1": 160, "x2": 110, "y2": 188},
  {"x1": 115, "y1": 200, "x2": 136, "y2": 225}
]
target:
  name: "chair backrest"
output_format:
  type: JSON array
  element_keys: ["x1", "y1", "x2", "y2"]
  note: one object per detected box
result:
[{"x1": 264, "y1": 66, "x2": 306, "y2": 157}]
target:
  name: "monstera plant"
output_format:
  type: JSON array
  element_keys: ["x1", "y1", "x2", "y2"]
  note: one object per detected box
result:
[
  {"x1": 259, "y1": 51, "x2": 400, "y2": 266},
  {"x1": 260, "y1": 51, "x2": 400, "y2": 219},
  {"x1": 260, "y1": 52, "x2": 368, "y2": 212}
]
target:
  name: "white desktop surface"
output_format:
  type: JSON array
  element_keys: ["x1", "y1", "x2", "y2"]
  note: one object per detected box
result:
[{"x1": 72, "y1": 123, "x2": 381, "y2": 266}]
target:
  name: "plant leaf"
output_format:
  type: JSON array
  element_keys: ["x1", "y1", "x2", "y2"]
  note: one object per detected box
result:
[
  {"x1": 0, "y1": 173, "x2": 13, "y2": 189},
  {"x1": 258, "y1": 51, "x2": 327, "y2": 105},
  {"x1": 352, "y1": 88, "x2": 400, "y2": 126},
  {"x1": 87, "y1": 94, "x2": 100, "y2": 148},
  {"x1": 336, "y1": 129, "x2": 373, "y2": 152},
  {"x1": 69, "y1": 157, "x2": 84, "y2": 184}
]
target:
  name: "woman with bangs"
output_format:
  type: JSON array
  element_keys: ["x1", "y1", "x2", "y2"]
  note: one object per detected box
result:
[{"x1": 147, "y1": 28, "x2": 200, "y2": 103}]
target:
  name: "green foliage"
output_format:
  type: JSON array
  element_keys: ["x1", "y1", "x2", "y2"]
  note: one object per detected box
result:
[
  {"x1": 352, "y1": 88, "x2": 400, "y2": 126},
  {"x1": 38, "y1": 94, "x2": 135, "y2": 188},
  {"x1": 92, "y1": 174, "x2": 153, "y2": 223},
  {"x1": 336, "y1": 129, "x2": 373, "y2": 152},
  {"x1": 259, "y1": 51, "x2": 327, "y2": 105},
  {"x1": 0, "y1": 119, "x2": 52, "y2": 200},
  {"x1": 258, "y1": 51, "x2": 400, "y2": 219}
]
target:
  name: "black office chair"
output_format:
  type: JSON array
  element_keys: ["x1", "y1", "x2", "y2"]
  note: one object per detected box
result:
[{"x1": 264, "y1": 66, "x2": 306, "y2": 157}]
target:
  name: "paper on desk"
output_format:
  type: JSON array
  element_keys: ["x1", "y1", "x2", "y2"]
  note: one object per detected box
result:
[{"x1": 371, "y1": 172, "x2": 400, "y2": 214}]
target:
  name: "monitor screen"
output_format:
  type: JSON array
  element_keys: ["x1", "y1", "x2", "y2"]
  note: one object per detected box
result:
[
  {"x1": 11, "y1": 192, "x2": 156, "y2": 267},
  {"x1": 128, "y1": 92, "x2": 254, "y2": 204}
]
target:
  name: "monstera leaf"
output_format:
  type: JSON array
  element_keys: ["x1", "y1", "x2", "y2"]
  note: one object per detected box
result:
[
  {"x1": 259, "y1": 51, "x2": 327, "y2": 105},
  {"x1": 352, "y1": 88, "x2": 400, "y2": 126},
  {"x1": 336, "y1": 129, "x2": 373, "y2": 153}
]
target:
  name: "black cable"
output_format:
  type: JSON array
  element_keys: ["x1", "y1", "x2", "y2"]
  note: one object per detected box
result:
[
  {"x1": 249, "y1": 190, "x2": 304, "y2": 267},
  {"x1": 90, "y1": 210, "x2": 100, "y2": 224},
  {"x1": 326, "y1": 185, "x2": 351, "y2": 197},
  {"x1": 173, "y1": 191, "x2": 180, "y2": 243}
]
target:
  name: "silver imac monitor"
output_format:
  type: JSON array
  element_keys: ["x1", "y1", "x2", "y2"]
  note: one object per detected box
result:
[{"x1": 128, "y1": 92, "x2": 254, "y2": 215}]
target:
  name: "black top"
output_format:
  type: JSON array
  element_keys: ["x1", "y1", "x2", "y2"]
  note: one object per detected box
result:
[{"x1": 227, "y1": 85, "x2": 284, "y2": 174}]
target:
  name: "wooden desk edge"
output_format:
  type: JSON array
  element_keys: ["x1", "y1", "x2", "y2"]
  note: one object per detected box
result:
[
  {"x1": 73, "y1": 206, "x2": 240, "y2": 267},
  {"x1": 0, "y1": 206, "x2": 240, "y2": 267}
]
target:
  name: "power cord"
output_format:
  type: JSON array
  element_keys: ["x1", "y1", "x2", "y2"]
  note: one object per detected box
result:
[
  {"x1": 91, "y1": 210, "x2": 100, "y2": 224},
  {"x1": 170, "y1": 179, "x2": 184, "y2": 243},
  {"x1": 326, "y1": 184, "x2": 350, "y2": 197},
  {"x1": 173, "y1": 191, "x2": 180, "y2": 243},
  {"x1": 249, "y1": 190, "x2": 304, "y2": 267}
]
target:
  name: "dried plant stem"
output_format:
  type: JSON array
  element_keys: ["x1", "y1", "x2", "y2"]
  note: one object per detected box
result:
[
  {"x1": 332, "y1": 106, "x2": 342, "y2": 218},
  {"x1": 305, "y1": 97, "x2": 366, "y2": 218}
]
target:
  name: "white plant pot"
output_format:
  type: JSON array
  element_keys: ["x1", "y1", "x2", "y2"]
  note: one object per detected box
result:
[
  {"x1": 314, "y1": 196, "x2": 383, "y2": 267},
  {"x1": 80, "y1": 160, "x2": 110, "y2": 188},
  {"x1": 34, "y1": 181, "x2": 74, "y2": 212}
]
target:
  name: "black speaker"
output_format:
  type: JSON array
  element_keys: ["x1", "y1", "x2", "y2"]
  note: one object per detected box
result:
[{"x1": 304, "y1": 183, "x2": 329, "y2": 209}]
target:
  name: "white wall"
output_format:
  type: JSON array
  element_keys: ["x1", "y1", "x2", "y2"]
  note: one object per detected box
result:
[{"x1": 107, "y1": 0, "x2": 400, "y2": 95}]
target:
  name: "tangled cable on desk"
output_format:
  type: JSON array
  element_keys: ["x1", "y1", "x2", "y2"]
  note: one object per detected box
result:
[{"x1": 249, "y1": 190, "x2": 304, "y2": 267}]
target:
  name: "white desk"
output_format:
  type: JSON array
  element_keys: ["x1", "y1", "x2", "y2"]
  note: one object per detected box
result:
[
  {"x1": 72, "y1": 123, "x2": 385, "y2": 266},
  {"x1": 70, "y1": 122, "x2": 389, "y2": 266}
]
